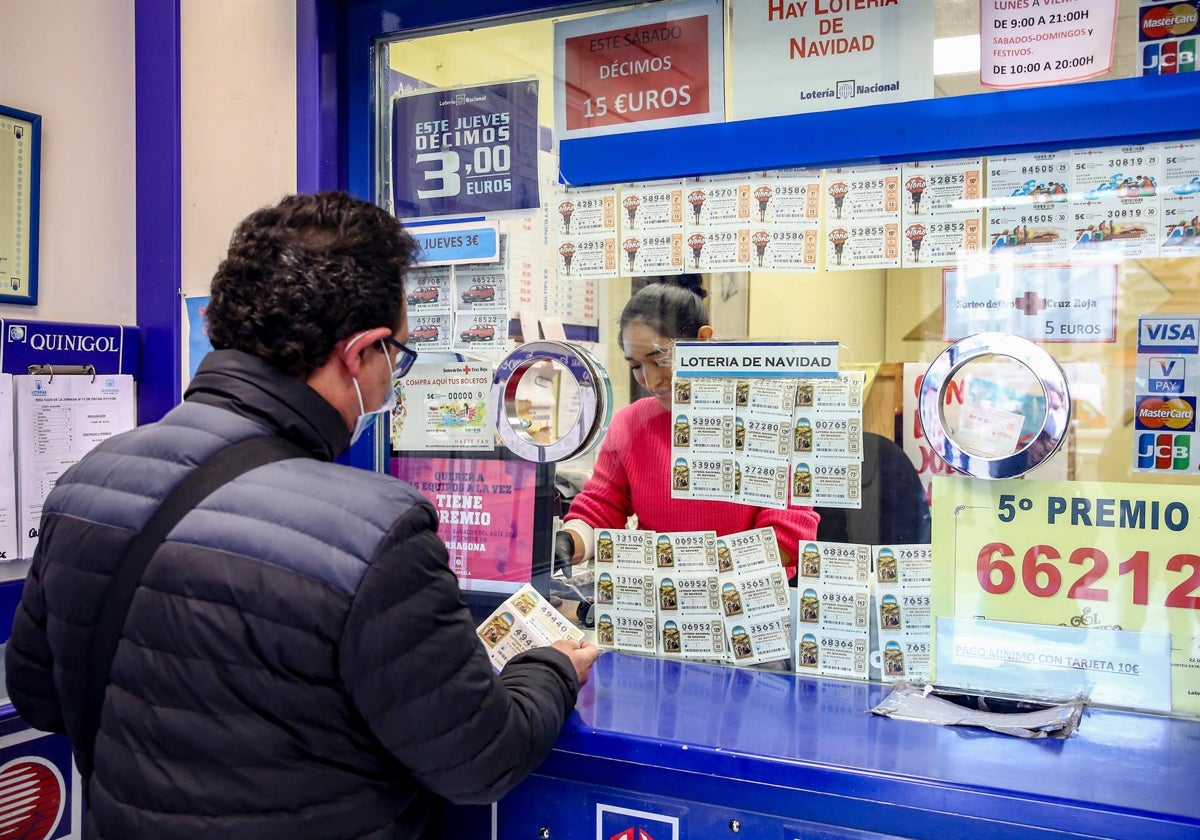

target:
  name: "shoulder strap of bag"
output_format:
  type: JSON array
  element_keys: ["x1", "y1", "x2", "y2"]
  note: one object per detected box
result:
[{"x1": 80, "y1": 434, "x2": 310, "y2": 780}]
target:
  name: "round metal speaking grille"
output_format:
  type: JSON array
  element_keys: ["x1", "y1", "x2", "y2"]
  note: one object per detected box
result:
[
  {"x1": 918, "y1": 332, "x2": 1072, "y2": 480},
  {"x1": 491, "y1": 340, "x2": 613, "y2": 463}
]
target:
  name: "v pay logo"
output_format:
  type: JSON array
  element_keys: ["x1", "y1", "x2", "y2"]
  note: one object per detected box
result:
[{"x1": 1149, "y1": 356, "x2": 1187, "y2": 393}]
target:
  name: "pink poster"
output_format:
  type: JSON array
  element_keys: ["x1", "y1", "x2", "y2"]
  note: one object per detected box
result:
[{"x1": 390, "y1": 456, "x2": 539, "y2": 592}]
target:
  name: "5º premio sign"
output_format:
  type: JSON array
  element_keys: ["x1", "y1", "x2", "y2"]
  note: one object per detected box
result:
[
  {"x1": 932, "y1": 477, "x2": 1200, "y2": 715},
  {"x1": 391, "y1": 81, "x2": 540, "y2": 218}
]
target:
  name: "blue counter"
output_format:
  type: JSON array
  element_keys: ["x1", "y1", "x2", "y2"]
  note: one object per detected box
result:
[{"x1": 486, "y1": 651, "x2": 1200, "y2": 839}]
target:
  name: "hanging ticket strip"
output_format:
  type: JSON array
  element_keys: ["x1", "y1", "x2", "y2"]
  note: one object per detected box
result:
[
  {"x1": 668, "y1": 340, "x2": 864, "y2": 510},
  {"x1": 555, "y1": 138, "x2": 1200, "y2": 277}
]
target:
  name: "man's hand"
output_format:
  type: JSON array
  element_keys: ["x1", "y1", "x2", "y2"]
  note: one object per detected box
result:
[{"x1": 550, "y1": 638, "x2": 602, "y2": 688}]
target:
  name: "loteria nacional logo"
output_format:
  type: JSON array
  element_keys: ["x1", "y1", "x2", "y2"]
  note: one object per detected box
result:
[
  {"x1": 1135, "y1": 395, "x2": 1196, "y2": 431},
  {"x1": 1137, "y1": 432, "x2": 1192, "y2": 470}
]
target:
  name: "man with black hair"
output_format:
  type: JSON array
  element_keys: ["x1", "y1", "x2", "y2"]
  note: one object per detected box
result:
[{"x1": 7, "y1": 191, "x2": 598, "y2": 839}]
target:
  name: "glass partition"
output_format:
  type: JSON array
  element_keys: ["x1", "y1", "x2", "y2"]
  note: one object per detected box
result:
[{"x1": 373, "y1": 0, "x2": 1200, "y2": 716}]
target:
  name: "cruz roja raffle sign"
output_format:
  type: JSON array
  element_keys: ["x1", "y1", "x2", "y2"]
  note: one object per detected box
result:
[
  {"x1": 554, "y1": 0, "x2": 725, "y2": 139},
  {"x1": 391, "y1": 81, "x2": 540, "y2": 217}
]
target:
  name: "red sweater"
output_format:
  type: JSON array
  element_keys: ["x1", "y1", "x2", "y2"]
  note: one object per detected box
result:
[{"x1": 566, "y1": 397, "x2": 819, "y2": 567}]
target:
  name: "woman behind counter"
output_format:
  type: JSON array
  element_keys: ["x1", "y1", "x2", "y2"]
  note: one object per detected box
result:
[{"x1": 558, "y1": 279, "x2": 819, "y2": 576}]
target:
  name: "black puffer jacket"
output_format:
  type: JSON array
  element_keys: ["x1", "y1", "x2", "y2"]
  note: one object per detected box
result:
[{"x1": 5, "y1": 350, "x2": 578, "y2": 839}]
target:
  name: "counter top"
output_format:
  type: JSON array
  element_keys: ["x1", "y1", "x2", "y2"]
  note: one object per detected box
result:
[{"x1": 547, "y1": 652, "x2": 1200, "y2": 838}]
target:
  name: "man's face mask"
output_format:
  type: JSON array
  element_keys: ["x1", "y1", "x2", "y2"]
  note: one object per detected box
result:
[{"x1": 346, "y1": 334, "x2": 401, "y2": 445}]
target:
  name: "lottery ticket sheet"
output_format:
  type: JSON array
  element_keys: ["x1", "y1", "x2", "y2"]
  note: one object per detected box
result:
[
  {"x1": 793, "y1": 539, "x2": 872, "y2": 680},
  {"x1": 476, "y1": 584, "x2": 585, "y2": 672},
  {"x1": 872, "y1": 544, "x2": 934, "y2": 683}
]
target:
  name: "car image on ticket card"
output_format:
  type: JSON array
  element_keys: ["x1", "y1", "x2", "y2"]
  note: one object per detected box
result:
[
  {"x1": 409, "y1": 324, "x2": 440, "y2": 343},
  {"x1": 462, "y1": 283, "x2": 496, "y2": 303},
  {"x1": 460, "y1": 324, "x2": 496, "y2": 342},
  {"x1": 407, "y1": 286, "x2": 440, "y2": 304}
]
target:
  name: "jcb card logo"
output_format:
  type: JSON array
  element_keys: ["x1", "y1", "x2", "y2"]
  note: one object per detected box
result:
[
  {"x1": 1135, "y1": 395, "x2": 1196, "y2": 431},
  {"x1": 1143, "y1": 39, "x2": 1197, "y2": 73},
  {"x1": 1137, "y1": 432, "x2": 1191, "y2": 470}
]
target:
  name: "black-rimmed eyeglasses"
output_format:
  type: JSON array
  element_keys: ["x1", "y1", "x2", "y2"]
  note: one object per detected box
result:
[{"x1": 382, "y1": 336, "x2": 419, "y2": 379}]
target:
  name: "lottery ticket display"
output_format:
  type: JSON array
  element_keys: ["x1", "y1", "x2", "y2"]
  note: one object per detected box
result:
[
  {"x1": 823, "y1": 165, "x2": 902, "y2": 271},
  {"x1": 590, "y1": 525, "x2": 933, "y2": 678},
  {"x1": 595, "y1": 526, "x2": 792, "y2": 667},
  {"x1": 671, "y1": 370, "x2": 865, "y2": 511},
  {"x1": 872, "y1": 544, "x2": 933, "y2": 683},
  {"x1": 476, "y1": 584, "x2": 585, "y2": 672},
  {"x1": 794, "y1": 541, "x2": 871, "y2": 679},
  {"x1": 555, "y1": 185, "x2": 619, "y2": 281},
  {"x1": 406, "y1": 235, "x2": 515, "y2": 355},
  {"x1": 793, "y1": 541, "x2": 933, "y2": 683}
]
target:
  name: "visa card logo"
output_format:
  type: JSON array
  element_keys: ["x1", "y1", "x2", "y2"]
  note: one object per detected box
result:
[
  {"x1": 598, "y1": 804, "x2": 679, "y2": 840},
  {"x1": 1139, "y1": 317, "x2": 1200, "y2": 353},
  {"x1": 1137, "y1": 432, "x2": 1191, "y2": 470},
  {"x1": 1149, "y1": 356, "x2": 1187, "y2": 393}
]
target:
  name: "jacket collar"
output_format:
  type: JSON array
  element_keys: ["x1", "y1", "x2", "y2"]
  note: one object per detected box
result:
[{"x1": 184, "y1": 349, "x2": 350, "y2": 461}]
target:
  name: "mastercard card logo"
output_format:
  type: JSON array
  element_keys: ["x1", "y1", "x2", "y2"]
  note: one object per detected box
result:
[
  {"x1": 1140, "y1": 2, "x2": 1200, "y2": 41},
  {"x1": 1135, "y1": 395, "x2": 1197, "y2": 431}
]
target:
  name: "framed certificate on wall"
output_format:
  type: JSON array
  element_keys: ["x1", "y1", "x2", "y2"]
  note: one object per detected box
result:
[{"x1": 0, "y1": 105, "x2": 40, "y2": 306}]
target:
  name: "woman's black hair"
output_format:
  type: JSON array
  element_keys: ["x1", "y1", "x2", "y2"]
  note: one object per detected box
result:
[{"x1": 619, "y1": 275, "x2": 709, "y2": 342}]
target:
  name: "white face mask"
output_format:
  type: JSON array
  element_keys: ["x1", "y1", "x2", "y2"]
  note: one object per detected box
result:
[{"x1": 346, "y1": 334, "x2": 399, "y2": 445}]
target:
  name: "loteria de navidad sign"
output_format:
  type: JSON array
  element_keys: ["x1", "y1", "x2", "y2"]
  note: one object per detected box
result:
[
  {"x1": 729, "y1": 0, "x2": 933, "y2": 119},
  {"x1": 672, "y1": 340, "x2": 839, "y2": 379}
]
